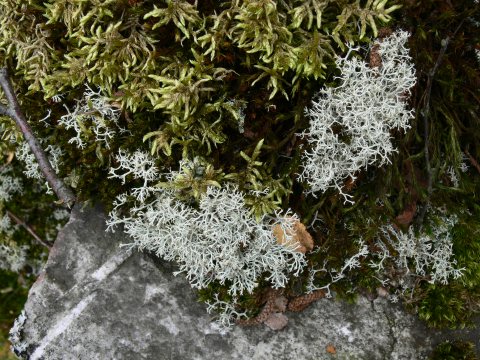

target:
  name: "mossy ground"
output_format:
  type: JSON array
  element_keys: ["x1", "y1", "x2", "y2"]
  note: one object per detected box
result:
[{"x1": 430, "y1": 340, "x2": 477, "y2": 360}]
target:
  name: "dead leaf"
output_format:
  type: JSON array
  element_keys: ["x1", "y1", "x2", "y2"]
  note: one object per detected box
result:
[
  {"x1": 5, "y1": 151, "x2": 14, "y2": 165},
  {"x1": 326, "y1": 344, "x2": 336, "y2": 354},
  {"x1": 395, "y1": 202, "x2": 417, "y2": 226},
  {"x1": 273, "y1": 218, "x2": 314, "y2": 254}
]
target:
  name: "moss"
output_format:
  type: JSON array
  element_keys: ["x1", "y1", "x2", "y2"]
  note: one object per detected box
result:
[
  {"x1": 0, "y1": 340, "x2": 17, "y2": 360},
  {"x1": 430, "y1": 340, "x2": 477, "y2": 360},
  {"x1": 409, "y1": 206, "x2": 480, "y2": 328},
  {"x1": 0, "y1": 270, "x2": 29, "y2": 346}
]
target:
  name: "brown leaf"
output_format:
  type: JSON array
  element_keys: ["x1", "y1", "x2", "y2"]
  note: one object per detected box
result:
[
  {"x1": 273, "y1": 218, "x2": 314, "y2": 254},
  {"x1": 395, "y1": 202, "x2": 417, "y2": 226},
  {"x1": 326, "y1": 344, "x2": 336, "y2": 354},
  {"x1": 5, "y1": 151, "x2": 14, "y2": 165}
]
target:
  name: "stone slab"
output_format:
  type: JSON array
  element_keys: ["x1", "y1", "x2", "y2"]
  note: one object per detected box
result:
[{"x1": 10, "y1": 203, "x2": 478, "y2": 359}]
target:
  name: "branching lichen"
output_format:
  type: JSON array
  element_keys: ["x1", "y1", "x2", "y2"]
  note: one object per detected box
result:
[{"x1": 299, "y1": 31, "x2": 416, "y2": 202}]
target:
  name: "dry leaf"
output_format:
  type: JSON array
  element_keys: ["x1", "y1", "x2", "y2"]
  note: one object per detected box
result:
[
  {"x1": 273, "y1": 218, "x2": 314, "y2": 254},
  {"x1": 396, "y1": 202, "x2": 417, "y2": 226},
  {"x1": 326, "y1": 344, "x2": 336, "y2": 354},
  {"x1": 6, "y1": 151, "x2": 14, "y2": 165}
]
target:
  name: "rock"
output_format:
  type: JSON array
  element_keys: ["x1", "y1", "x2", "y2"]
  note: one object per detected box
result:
[{"x1": 10, "y1": 203, "x2": 479, "y2": 359}]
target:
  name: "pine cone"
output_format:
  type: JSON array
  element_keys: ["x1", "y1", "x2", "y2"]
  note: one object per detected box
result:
[
  {"x1": 237, "y1": 288, "x2": 282, "y2": 325},
  {"x1": 287, "y1": 290, "x2": 326, "y2": 312}
]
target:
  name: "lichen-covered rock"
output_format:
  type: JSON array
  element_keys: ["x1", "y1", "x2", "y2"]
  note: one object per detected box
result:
[{"x1": 10, "y1": 204, "x2": 478, "y2": 359}]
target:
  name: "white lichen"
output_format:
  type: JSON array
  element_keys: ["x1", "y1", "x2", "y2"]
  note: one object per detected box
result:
[
  {"x1": 108, "y1": 149, "x2": 159, "y2": 184},
  {"x1": 52, "y1": 208, "x2": 70, "y2": 221},
  {"x1": 15, "y1": 142, "x2": 42, "y2": 180},
  {"x1": 58, "y1": 84, "x2": 123, "y2": 149},
  {"x1": 299, "y1": 30, "x2": 416, "y2": 202},
  {"x1": 306, "y1": 239, "x2": 369, "y2": 296},
  {"x1": 446, "y1": 166, "x2": 460, "y2": 187},
  {"x1": 9, "y1": 310, "x2": 28, "y2": 355},
  {"x1": 371, "y1": 214, "x2": 464, "y2": 288},
  {"x1": 16, "y1": 142, "x2": 64, "y2": 194},
  {"x1": 108, "y1": 184, "x2": 306, "y2": 297},
  {"x1": 0, "y1": 213, "x2": 14, "y2": 237},
  {"x1": 0, "y1": 166, "x2": 22, "y2": 202},
  {"x1": 331, "y1": 239, "x2": 369, "y2": 282},
  {"x1": 225, "y1": 98, "x2": 247, "y2": 134},
  {"x1": 0, "y1": 241, "x2": 28, "y2": 273},
  {"x1": 107, "y1": 150, "x2": 306, "y2": 326},
  {"x1": 205, "y1": 295, "x2": 248, "y2": 329},
  {"x1": 108, "y1": 149, "x2": 159, "y2": 202}
]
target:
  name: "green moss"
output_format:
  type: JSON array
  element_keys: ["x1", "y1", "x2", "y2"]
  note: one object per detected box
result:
[
  {"x1": 430, "y1": 340, "x2": 477, "y2": 360},
  {"x1": 0, "y1": 270, "x2": 30, "y2": 345}
]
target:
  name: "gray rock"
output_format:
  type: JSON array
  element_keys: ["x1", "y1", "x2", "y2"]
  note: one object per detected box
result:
[{"x1": 10, "y1": 204, "x2": 477, "y2": 359}]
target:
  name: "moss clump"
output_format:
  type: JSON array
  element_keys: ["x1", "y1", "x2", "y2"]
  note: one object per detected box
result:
[{"x1": 430, "y1": 340, "x2": 477, "y2": 360}]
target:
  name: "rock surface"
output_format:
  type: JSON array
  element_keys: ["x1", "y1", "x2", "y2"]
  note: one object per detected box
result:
[{"x1": 11, "y1": 203, "x2": 478, "y2": 359}]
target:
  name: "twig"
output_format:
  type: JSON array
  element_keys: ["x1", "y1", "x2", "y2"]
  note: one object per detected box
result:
[
  {"x1": 6, "y1": 210, "x2": 51, "y2": 249},
  {"x1": 0, "y1": 68, "x2": 75, "y2": 207},
  {"x1": 465, "y1": 149, "x2": 480, "y2": 175},
  {"x1": 416, "y1": 20, "x2": 465, "y2": 229}
]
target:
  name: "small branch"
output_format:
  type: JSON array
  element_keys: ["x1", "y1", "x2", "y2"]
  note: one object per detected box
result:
[
  {"x1": 465, "y1": 150, "x2": 480, "y2": 175},
  {"x1": 6, "y1": 210, "x2": 51, "y2": 249},
  {"x1": 416, "y1": 20, "x2": 465, "y2": 229},
  {"x1": 0, "y1": 68, "x2": 75, "y2": 207}
]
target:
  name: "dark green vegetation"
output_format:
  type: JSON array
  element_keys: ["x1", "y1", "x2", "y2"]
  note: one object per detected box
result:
[
  {"x1": 430, "y1": 340, "x2": 477, "y2": 360},
  {"x1": 0, "y1": 271, "x2": 28, "y2": 350},
  {"x1": 396, "y1": 0, "x2": 480, "y2": 329},
  {"x1": 0, "y1": 165, "x2": 69, "y2": 344},
  {"x1": 0, "y1": 0, "x2": 479, "y2": 344}
]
